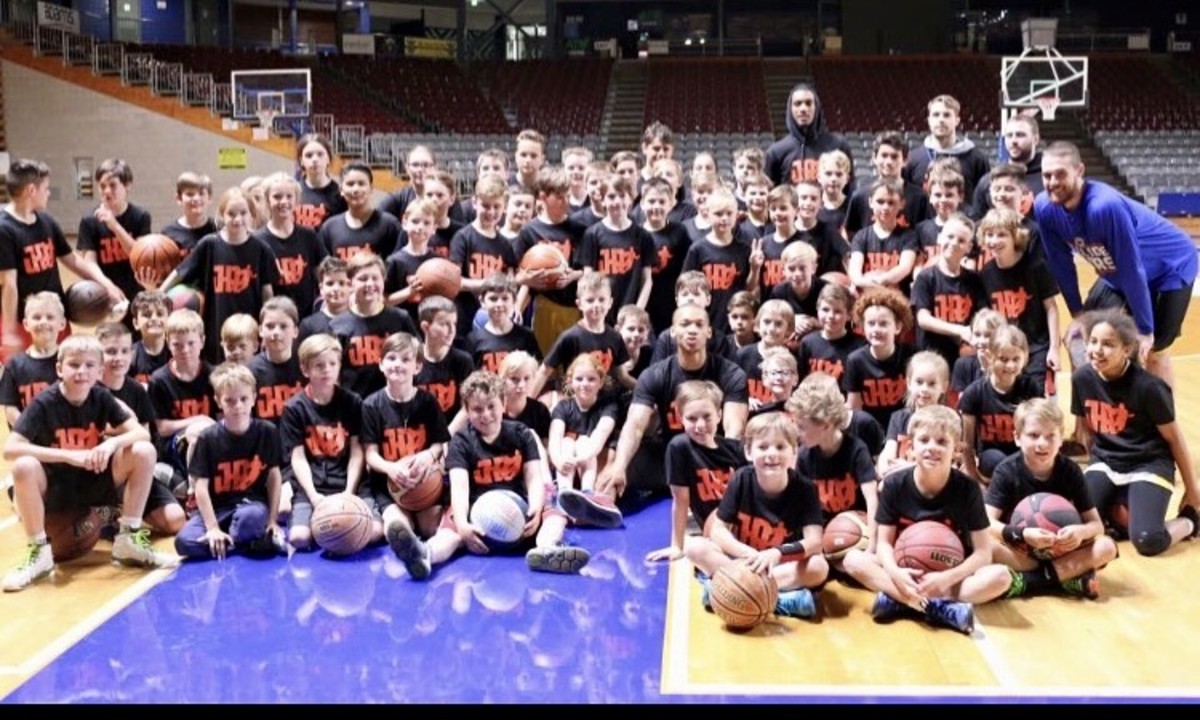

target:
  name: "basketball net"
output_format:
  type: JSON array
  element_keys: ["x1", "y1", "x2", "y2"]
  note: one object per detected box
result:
[
  {"x1": 253, "y1": 110, "x2": 277, "y2": 141},
  {"x1": 1036, "y1": 95, "x2": 1060, "y2": 121}
]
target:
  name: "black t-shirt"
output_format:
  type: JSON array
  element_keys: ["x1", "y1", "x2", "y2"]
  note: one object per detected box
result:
[
  {"x1": 1071, "y1": 364, "x2": 1176, "y2": 479},
  {"x1": 910, "y1": 266, "x2": 988, "y2": 369},
  {"x1": 385, "y1": 247, "x2": 438, "y2": 330},
  {"x1": 14, "y1": 384, "x2": 131, "y2": 460},
  {"x1": 280, "y1": 386, "x2": 363, "y2": 494},
  {"x1": 849, "y1": 409, "x2": 887, "y2": 457},
  {"x1": 959, "y1": 375, "x2": 1043, "y2": 457},
  {"x1": 467, "y1": 324, "x2": 542, "y2": 374},
  {"x1": 296, "y1": 180, "x2": 347, "y2": 231},
  {"x1": 796, "y1": 220, "x2": 850, "y2": 278},
  {"x1": 979, "y1": 251, "x2": 1059, "y2": 354},
  {"x1": 736, "y1": 342, "x2": 793, "y2": 408},
  {"x1": 297, "y1": 312, "x2": 334, "y2": 347},
  {"x1": 329, "y1": 308, "x2": 419, "y2": 399},
  {"x1": 850, "y1": 225, "x2": 920, "y2": 296},
  {"x1": 175, "y1": 233, "x2": 280, "y2": 364},
  {"x1": 769, "y1": 277, "x2": 827, "y2": 321},
  {"x1": 845, "y1": 344, "x2": 916, "y2": 429},
  {"x1": 915, "y1": 218, "x2": 943, "y2": 260},
  {"x1": 543, "y1": 324, "x2": 629, "y2": 382},
  {"x1": 885, "y1": 407, "x2": 915, "y2": 463},
  {"x1": 430, "y1": 220, "x2": 465, "y2": 260},
  {"x1": 681, "y1": 239, "x2": 752, "y2": 334},
  {"x1": 105, "y1": 377, "x2": 156, "y2": 430},
  {"x1": 361, "y1": 386, "x2": 451, "y2": 506},
  {"x1": 246, "y1": 353, "x2": 305, "y2": 423},
  {"x1": 447, "y1": 419, "x2": 541, "y2": 505},
  {"x1": 449, "y1": 225, "x2": 519, "y2": 338},
  {"x1": 950, "y1": 355, "x2": 983, "y2": 406},
  {"x1": 716, "y1": 466, "x2": 823, "y2": 550},
  {"x1": 798, "y1": 331, "x2": 867, "y2": 392},
  {"x1": 633, "y1": 354, "x2": 747, "y2": 443},
  {"x1": 795, "y1": 435, "x2": 877, "y2": 521},
  {"x1": 758, "y1": 233, "x2": 797, "y2": 290},
  {"x1": 578, "y1": 223, "x2": 656, "y2": 325},
  {"x1": 0, "y1": 353, "x2": 57, "y2": 412},
  {"x1": 876, "y1": 466, "x2": 990, "y2": 554},
  {"x1": 190, "y1": 419, "x2": 282, "y2": 509},
  {"x1": 149, "y1": 363, "x2": 215, "y2": 424},
  {"x1": 77, "y1": 203, "x2": 152, "y2": 303},
  {"x1": 645, "y1": 222, "x2": 692, "y2": 333},
  {"x1": 551, "y1": 396, "x2": 619, "y2": 438},
  {"x1": 569, "y1": 206, "x2": 603, "y2": 228},
  {"x1": 130, "y1": 341, "x2": 170, "y2": 386},
  {"x1": 666, "y1": 434, "x2": 746, "y2": 526},
  {"x1": 514, "y1": 218, "x2": 588, "y2": 308},
  {"x1": 843, "y1": 181, "x2": 931, "y2": 237},
  {"x1": 985, "y1": 454, "x2": 1095, "y2": 519},
  {"x1": 415, "y1": 347, "x2": 475, "y2": 419},
  {"x1": 319, "y1": 210, "x2": 402, "y2": 262},
  {"x1": 254, "y1": 224, "x2": 328, "y2": 319},
  {"x1": 160, "y1": 218, "x2": 217, "y2": 258},
  {"x1": 379, "y1": 186, "x2": 416, "y2": 221},
  {"x1": 509, "y1": 399, "x2": 552, "y2": 441},
  {"x1": 0, "y1": 210, "x2": 72, "y2": 319}
]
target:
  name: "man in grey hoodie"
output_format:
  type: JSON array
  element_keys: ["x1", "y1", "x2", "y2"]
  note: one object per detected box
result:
[
  {"x1": 765, "y1": 82, "x2": 855, "y2": 190},
  {"x1": 903, "y1": 94, "x2": 991, "y2": 207}
]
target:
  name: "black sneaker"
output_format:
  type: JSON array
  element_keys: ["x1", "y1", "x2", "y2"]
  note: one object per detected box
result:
[
  {"x1": 525, "y1": 545, "x2": 590, "y2": 574},
  {"x1": 386, "y1": 521, "x2": 432, "y2": 580},
  {"x1": 924, "y1": 598, "x2": 975, "y2": 635},
  {"x1": 1060, "y1": 569, "x2": 1100, "y2": 600},
  {"x1": 1178, "y1": 505, "x2": 1200, "y2": 540},
  {"x1": 557, "y1": 489, "x2": 623, "y2": 529}
]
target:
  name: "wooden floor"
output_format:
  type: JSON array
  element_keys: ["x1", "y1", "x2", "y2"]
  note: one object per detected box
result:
[{"x1": 3, "y1": 258, "x2": 1200, "y2": 700}]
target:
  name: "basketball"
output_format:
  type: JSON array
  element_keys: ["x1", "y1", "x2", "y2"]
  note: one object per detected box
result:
[
  {"x1": 391, "y1": 468, "x2": 445, "y2": 513},
  {"x1": 821, "y1": 271, "x2": 855, "y2": 291},
  {"x1": 520, "y1": 244, "x2": 567, "y2": 291},
  {"x1": 45, "y1": 507, "x2": 104, "y2": 562},
  {"x1": 710, "y1": 562, "x2": 779, "y2": 631},
  {"x1": 894, "y1": 520, "x2": 965, "y2": 573},
  {"x1": 822, "y1": 510, "x2": 870, "y2": 561},
  {"x1": 310, "y1": 493, "x2": 374, "y2": 556},
  {"x1": 129, "y1": 233, "x2": 182, "y2": 286},
  {"x1": 1010, "y1": 492, "x2": 1082, "y2": 534},
  {"x1": 65, "y1": 281, "x2": 115, "y2": 326},
  {"x1": 469, "y1": 489, "x2": 529, "y2": 549},
  {"x1": 413, "y1": 258, "x2": 462, "y2": 301},
  {"x1": 167, "y1": 284, "x2": 205, "y2": 314}
]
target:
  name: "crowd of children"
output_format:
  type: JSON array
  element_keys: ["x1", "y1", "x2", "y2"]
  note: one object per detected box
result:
[{"x1": 1, "y1": 100, "x2": 1197, "y2": 640}]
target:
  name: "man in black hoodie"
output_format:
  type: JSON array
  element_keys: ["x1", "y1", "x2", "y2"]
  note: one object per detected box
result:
[
  {"x1": 765, "y1": 83, "x2": 855, "y2": 190},
  {"x1": 971, "y1": 113, "x2": 1044, "y2": 218},
  {"x1": 902, "y1": 94, "x2": 991, "y2": 207}
]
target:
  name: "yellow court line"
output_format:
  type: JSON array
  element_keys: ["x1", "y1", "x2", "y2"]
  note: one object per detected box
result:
[{"x1": 0, "y1": 566, "x2": 176, "y2": 696}]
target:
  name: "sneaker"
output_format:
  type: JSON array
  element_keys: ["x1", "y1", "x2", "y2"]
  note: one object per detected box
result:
[
  {"x1": 243, "y1": 533, "x2": 286, "y2": 559},
  {"x1": 386, "y1": 521, "x2": 432, "y2": 581},
  {"x1": 111, "y1": 527, "x2": 180, "y2": 569},
  {"x1": 700, "y1": 578, "x2": 713, "y2": 613},
  {"x1": 775, "y1": 588, "x2": 817, "y2": 619},
  {"x1": 557, "y1": 489, "x2": 623, "y2": 529},
  {"x1": 870, "y1": 592, "x2": 910, "y2": 623},
  {"x1": 525, "y1": 545, "x2": 591, "y2": 574},
  {"x1": 1179, "y1": 505, "x2": 1200, "y2": 540},
  {"x1": 924, "y1": 598, "x2": 975, "y2": 635},
  {"x1": 94, "y1": 506, "x2": 121, "y2": 542},
  {"x1": 2, "y1": 541, "x2": 54, "y2": 592},
  {"x1": 1060, "y1": 569, "x2": 1100, "y2": 600}
]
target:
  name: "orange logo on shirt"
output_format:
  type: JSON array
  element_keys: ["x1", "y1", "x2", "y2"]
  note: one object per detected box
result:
[
  {"x1": 295, "y1": 205, "x2": 327, "y2": 229},
  {"x1": 99, "y1": 236, "x2": 128, "y2": 264},
  {"x1": 788, "y1": 159, "x2": 821, "y2": 185},
  {"x1": 807, "y1": 357, "x2": 844, "y2": 379},
  {"x1": 865, "y1": 251, "x2": 900, "y2": 273},
  {"x1": 703, "y1": 263, "x2": 739, "y2": 291},
  {"x1": 978, "y1": 413, "x2": 1015, "y2": 443},
  {"x1": 276, "y1": 256, "x2": 307, "y2": 286},
  {"x1": 735, "y1": 512, "x2": 788, "y2": 550},
  {"x1": 815, "y1": 474, "x2": 857, "y2": 514},
  {"x1": 934, "y1": 294, "x2": 974, "y2": 324},
  {"x1": 213, "y1": 456, "x2": 266, "y2": 494},
  {"x1": 420, "y1": 380, "x2": 457, "y2": 413},
  {"x1": 347, "y1": 335, "x2": 384, "y2": 368},
  {"x1": 991, "y1": 288, "x2": 1032, "y2": 320},
  {"x1": 694, "y1": 468, "x2": 732, "y2": 503},
  {"x1": 213, "y1": 265, "x2": 254, "y2": 294},
  {"x1": 173, "y1": 397, "x2": 211, "y2": 419},
  {"x1": 54, "y1": 424, "x2": 101, "y2": 450},
  {"x1": 304, "y1": 424, "x2": 348, "y2": 457},
  {"x1": 23, "y1": 239, "x2": 56, "y2": 274},
  {"x1": 1085, "y1": 399, "x2": 1134, "y2": 435},
  {"x1": 257, "y1": 383, "x2": 302, "y2": 420},
  {"x1": 381, "y1": 426, "x2": 427, "y2": 462},
  {"x1": 473, "y1": 451, "x2": 523, "y2": 486},
  {"x1": 469, "y1": 253, "x2": 505, "y2": 280},
  {"x1": 598, "y1": 247, "x2": 639, "y2": 275},
  {"x1": 18, "y1": 381, "x2": 49, "y2": 407},
  {"x1": 861, "y1": 377, "x2": 906, "y2": 409}
]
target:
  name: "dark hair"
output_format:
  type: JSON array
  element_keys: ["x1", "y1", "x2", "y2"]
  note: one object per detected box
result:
[
  {"x1": 5, "y1": 158, "x2": 50, "y2": 197},
  {"x1": 95, "y1": 158, "x2": 133, "y2": 185}
]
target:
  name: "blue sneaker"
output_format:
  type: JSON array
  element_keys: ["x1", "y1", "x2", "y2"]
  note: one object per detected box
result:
[
  {"x1": 558, "y1": 489, "x2": 624, "y2": 529},
  {"x1": 699, "y1": 578, "x2": 713, "y2": 613},
  {"x1": 870, "y1": 592, "x2": 911, "y2": 623},
  {"x1": 924, "y1": 598, "x2": 975, "y2": 635},
  {"x1": 774, "y1": 588, "x2": 816, "y2": 619}
]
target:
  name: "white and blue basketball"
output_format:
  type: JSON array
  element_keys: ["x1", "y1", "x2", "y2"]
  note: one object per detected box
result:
[{"x1": 469, "y1": 490, "x2": 530, "y2": 548}]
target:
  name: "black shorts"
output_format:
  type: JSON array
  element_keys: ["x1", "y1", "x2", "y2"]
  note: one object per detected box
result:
[
  {"x1": 45, "y1": 468, "x2": 120, "y2": 514},
  {"x1": 1084, "y1": 280, "x2": 1192, "y2": 352}
]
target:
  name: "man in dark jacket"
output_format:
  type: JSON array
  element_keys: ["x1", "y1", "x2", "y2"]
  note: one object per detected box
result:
[
  {"x1": 972, "y1": 112, "x2": 1044, "y2": 218},
  {"x1": 765, "y1": 82, "x2": 855, "y2": 190},
  {"x1": 903, "y1": 94, "x2": 991, "y2": 205}
]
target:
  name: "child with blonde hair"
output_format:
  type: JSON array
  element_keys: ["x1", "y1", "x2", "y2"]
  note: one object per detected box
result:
[{"x1": 877, "y1": 351, "x2": 950, "y2": 479}]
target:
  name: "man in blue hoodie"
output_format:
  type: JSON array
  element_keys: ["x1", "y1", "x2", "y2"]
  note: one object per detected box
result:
[
  {"x1": 1035, "y1": 141, "x2": 1196, "y2": 388},
  {"x1": 903, "y1": 94, "x2": 991, "y2": 206},
  {"x1": 765, "y1": 83, "x2": 855, "y2": 190}
]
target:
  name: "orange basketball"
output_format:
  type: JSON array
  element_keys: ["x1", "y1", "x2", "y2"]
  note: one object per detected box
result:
[
  {"x1": 65, "y1": 281, "x2": 115, "y2": 326},
  {"x1": 167, "y1": 284, "x2": 205, "y2": 315},
  {"x1": 413, "y1": 258, "x2": 462, "y2": 301},
  {"x1": 45, "y1": 507, "x2": 104, "y2": 562},
  {"x1": 822, "y1": 510, "x2": 870, "y2": 561},
  {"x1": 311, "y1": 493, "x2": 374, "y2": 556},
  {"x1": 520, "y1": 244, "x2": 567, "y2": 291},
  {"x1": 821, "y1": 271, "x2": 854, "y2": 291},
  {"x1": 709, "y1": 562, "x2": 778, "y2": 631},
  {"x1": 129, "y1": 233, "x2": 182, "y2": 286},
  {"x1": 391, "y1": 468, "x2": 445, "y2": 512},
  {"x1": 894, "y1": 520, "x2": 965, "y2": 573}
]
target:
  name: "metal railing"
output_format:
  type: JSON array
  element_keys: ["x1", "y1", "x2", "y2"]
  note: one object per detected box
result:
[
  {"x1": 312, "y1": 114, "x2": 334, "y2": 140},
  {"x1": 150, "y1": 61, "x2": 183, "y2": 96},
  {"x1": 121, "y1": 52, "x2": 154, "y2": 86},
  {"x1": 5, "y1": 20, "x2": 34, "y2": 43},
  {"x1": 211, "y1": 82, "x2": 232, "y2": 116},
  {"x1": 365, "y1": 133, "x2": 396, "y2": 167},
  {"x1": 63, "y1": 31, "x2": 93, "y2": 66},
  {"x1": 333, "y1": 124, "x2": 365, "y2": 158},
  {"x1": 92, "y1": 42, "x2": 123, "y2": 75},
  {"x1": 181, "y1": 72, "x2": 213, "y2": 107},
  {"x1": 33, "y1": 25, "x2": 62, "y2": 56}
]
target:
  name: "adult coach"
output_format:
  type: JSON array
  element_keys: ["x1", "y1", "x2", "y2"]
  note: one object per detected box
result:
[
  {"x1": 1035, "y1": 141, "x2": 1197, "y2": 386},
  {"x1": 973, "y1": 112, "x2": 1045, "y2": 218},
  {"x1": 764, "y1": 83, "x2": 854, "y2": 188}
]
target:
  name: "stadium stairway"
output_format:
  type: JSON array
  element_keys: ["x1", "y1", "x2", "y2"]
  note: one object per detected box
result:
[
  {"x1": 602, "y1": 60, "x2": 647, "y2": 156},
  {"x1": 763, "y1": 57, "x2": 808, "y2": 137}
]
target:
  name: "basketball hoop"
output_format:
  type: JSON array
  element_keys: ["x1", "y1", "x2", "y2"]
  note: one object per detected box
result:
[
  {"x1": 1035, "y1": 95, "x2": 1060, "y2": 121},
  {"x1": 253, "y1": 109, "x2": 277, "y2": 141}
]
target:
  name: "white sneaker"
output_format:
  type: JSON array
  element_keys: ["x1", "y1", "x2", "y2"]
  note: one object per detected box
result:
[
  {"x1": 112, "y1": 528, "x2": 181, "y2": 569},
  {"x1": 3, "y1": 541, "x2": 54, "y2": 592}
]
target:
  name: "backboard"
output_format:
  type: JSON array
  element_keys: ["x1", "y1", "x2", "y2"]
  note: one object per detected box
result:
[
  {"x1": 1001, "y1": 48, "x2": 1088, "y2": 113},
  {"x1": 231, "y1": 68, "x2": 311, "y2": 120}
]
